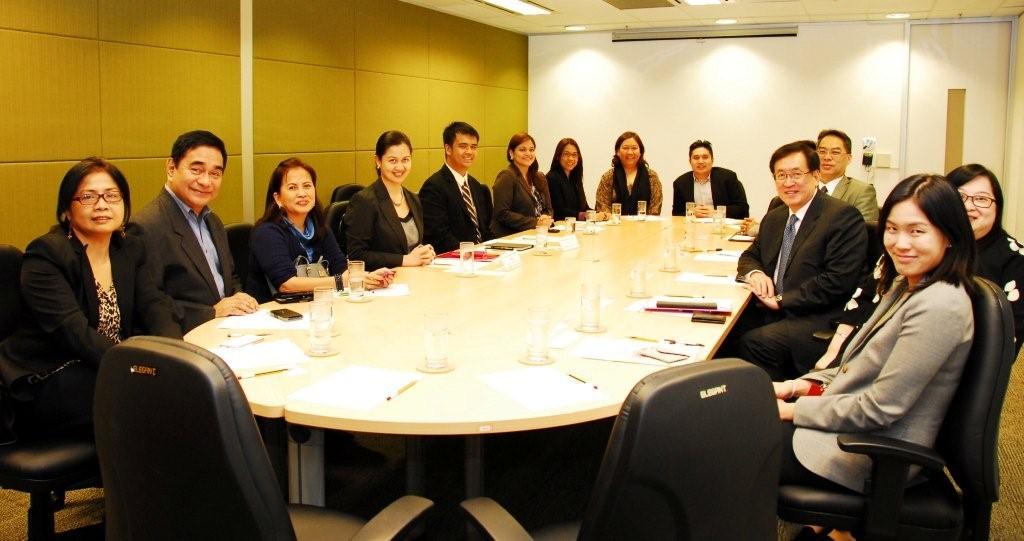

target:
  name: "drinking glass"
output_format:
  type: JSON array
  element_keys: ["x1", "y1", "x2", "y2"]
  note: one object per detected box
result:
[
  {"x1": 611, "y1": 203, "x2": 622, "y2": 225},
  {"x1": 534, "y1": 224, "x2": 550, "y2": 256},
  {"x1": 421, "y1": 312, "x2": 451, "y2": 372},
  {"x1": 523, "y1": 306, "x2": 552, "y2": 365},
  {"x1": 660, "y1": 241, "x2": 679, "y2": 272},
  {"x1": 347, "y1": 260, "x2": 366, "y2": 302},
  {"x1": 458, "y1": 241, "x2": 476, "y2": 277},
  {"x1": 565, "y1": 216, "x2": 576, "y2": 232},
  {"x1": 637, "y1": 200, "x2": 647, "y2": 221},
  {"x1": 578, "y1": 283, "x2": 603, "y2": 332},
  {"x1": 585, "y1": 210, "x2": 597, "y2": 234},
  {"x1": 629, "y1": 261, "x2": 648, "y2": 297},
  {"x1": 713, "y1": 205, "x2": 727, "y2": 234},
  {"x1": 308, "y1": 300, "x2": 333, "y2": 356}
]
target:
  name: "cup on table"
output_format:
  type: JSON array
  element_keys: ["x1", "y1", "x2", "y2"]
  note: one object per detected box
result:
[
  {"x1": 585, "y1": 210, "x2": 597, "y2": 234},
  {"x1": 637, "y1": 200, "x2": 647, "y2": 221},
  {"x1": 660, "y1": 241, "x2": 679, "y2": 272},
  {"x1": 308, "y1": 299, "x2": 333, "y2": 356},
  {"x1": 458, "y1": 241, "x2": 476, "y2": 277},
  {"x1": 523, "y1": 306, "x2": 552, "y2": 365},
  {"x1": 422, "y1": 312, "x2": 451, "y2": 372},
  {"x1": 685, "y1": 202, "x2": 696, "y2": 217},
  {"x1": 611, "y1": 203, "x2": 622, "y2": 225},
  {"x1": 713, "y1": 205, "x2": 727, "y2": 234},
  {"x1": 578, "y1": 283, "x2": 603, "y2": 332},
  {"x1": 695, "y1": 222, "x2": 713, "y2": 252},
  {"x1": 565, "y1": 216, "x2": 576, "y2": 233},
  {"x1": 534, "y1": 224, "x2": 550, "y2": 256},
  {"x1": 348, "y1": 260, "x2": 366, "y2": 301},
  {"x1": 629, "y1": 261, "x2": 648, "y2": 297}
]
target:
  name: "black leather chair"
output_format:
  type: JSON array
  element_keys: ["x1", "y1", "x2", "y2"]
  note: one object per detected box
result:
[
  {"x1": 461, "y1": 359, "x2": 781, "y2": 540},
  {"x1": 331, "y1": 183, "x2": 362, "y2": 204},
  {"x1": 778, "y1": 277, "x2": 1016, "y2": 540},
  {"x1": 225, "y1": 222, "x2": 254, "y2": 287},
  {"x1": 0, "y1": 244, "x2": 100, "y2": 540},
  {"x1": 325, "y1": 201, "x2": 349, "y2": 254},
  {"x1": 95, "y1": 336, "x2": 432, "y2": 540}
]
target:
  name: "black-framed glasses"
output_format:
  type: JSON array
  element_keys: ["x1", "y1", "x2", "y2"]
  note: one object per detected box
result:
[
  {"x1": 73, "y1": 191, "x2": 123, "y2": 206},
  {"x1": 959, "y1": 192, "x2": 995, "y2": 209}
]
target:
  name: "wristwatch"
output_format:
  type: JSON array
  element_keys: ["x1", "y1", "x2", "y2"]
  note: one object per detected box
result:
[{"x1": 774, "y1": 294, "x2": 782, "y2": 303}]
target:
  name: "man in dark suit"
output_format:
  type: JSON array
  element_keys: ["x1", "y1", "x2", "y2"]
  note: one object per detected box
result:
[
  {"x1": 733, "y1": 140, "x2": 867, "y2": 379},
  {"x1": 419, "y1": 121, "x2": 493, "y2": 254},
  {"x1": 671, "y1": 140, "x2": 749, "y2": 219},
  {"x1": 133, "y1": 130, "x2": 258, "y2": 333}
]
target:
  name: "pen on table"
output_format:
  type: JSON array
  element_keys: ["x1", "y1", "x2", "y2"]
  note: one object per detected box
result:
[
  {"x1": 628, "y1": 335, "x2": 658, "y2": 343},
  {"x1": 387, "y1": 380, "x2": 417, "y2": 401},
  {"x1": 567, "y1": 372, "x2": 599, "y2": 389},
  {"x1": 704, "y1": 274, "x2": 730, "y2": 278}
]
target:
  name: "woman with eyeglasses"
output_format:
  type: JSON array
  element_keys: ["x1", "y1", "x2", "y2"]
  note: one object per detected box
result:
[
  {"x1": 0, "y1": 158, "x2": 181, "y2": 441},
  {"x1": 671, "y1": 140, "x2": 749, "y2": 219},
  {"x1": 595, "y1": 131, "x2": 663, "y2": 216},
  {"x1": 546, "y1": 138, "x2": 604, "y2": 222}
]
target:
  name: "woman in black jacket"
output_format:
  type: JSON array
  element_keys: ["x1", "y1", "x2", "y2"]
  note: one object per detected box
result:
[{"x1": 545, "y1": 138, "x2": 604, "y2": 221}]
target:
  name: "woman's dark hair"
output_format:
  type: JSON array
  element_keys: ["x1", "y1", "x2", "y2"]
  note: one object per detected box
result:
[
  {"x1": 877, "y1": 174, "x2": 975, "y2": 296},
  {"x1": 256, "y1": 158, "x2": 327, "y2": 244},
  {"x1": 689, "y1": 140, "x2": 713, "y2": 158},
  {"x1": 374, "y1": 130, "x2": 413, "y2": 172},
  {"x1": 611, "y1": 131, "x2": 646, "y2": 168},
  {"x1": 506, "y1": 132, "x2": 538, "y2": 180},
  {"x1": 57, "y1": 157, "x2": 132, "y2": 229},
  {"x1": 946, "y1": 163, "x2": 1004, "y2": 234},
  {"x1": 549, "y1": 138, "x2": 583, "y2": 185}
]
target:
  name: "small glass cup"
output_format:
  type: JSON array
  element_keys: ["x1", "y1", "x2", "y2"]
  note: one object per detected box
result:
[
  {"x1": 685, "y1": 202, "x2": 696, "y2": 218},
  {"x1": 308, "y1": 300, "x2": 334, "y2": 356},
  {"x1": 637, "y1": 200, "x2": 647, "y2": 221},
  {"x1": 347, "y1": 260, "x2": 368, "y2": 302},
  {"x1": 660, "y1": 241, "x2": 679, "y2": 272},
  {"x1": 534, "y1": 224, "x2": 550, "y2": 256},
  {"x1": 458, "y1": 241, "x2": 476, "y2": 277},
  {"x1": 564, "y1": 216, "x2": 576, "y2": 233},
  {"x1": 578, "y1": 283, "x2": 604, "y2": 332},
  {"x1": 695, "y1": 222, "x2": 713, "y2": 252},
  {"x1": 420, "y1": 312, "x2": 453, "y2": 373},
  {"x1": 522, "y1": 306, "x2": 553, "y2": 365},
  {"x1": 628, "y1": 261, "x2": 648, "y2": 297},
  {"x1": 713, "y1": 205, "x2": 727, "y2": 234},
  {"x1": 610, "y1": 203, "x2": 622, "y2": 225},
  {"x1": 585, "y1": 210, "x2": 597, "y2": 234}
]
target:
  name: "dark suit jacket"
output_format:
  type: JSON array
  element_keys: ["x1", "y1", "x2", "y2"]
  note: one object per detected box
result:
[
  {"x1": 132, "y1": 189, "x2": 241, "y2": 333},
  {"x1": 491, "y1": 166, "x2": 552, "y2": 238},
  {"x1": 0, "y1": 227, "x2": 181, "y2": 389},
  {"x1": 345, "y1": 180, "x2": 424, "y2": 271},
  {"x1": 419, "y1": 165, "x2": 493, "y2": 254},
  {"x1": 546, "y1": 170, "x2": 590, "y2": 221},
  {"x1": 671, "y1": 167, "x2": 749, "y2": 219},
  {"x1": 737, "y1": 192, "x2": 866, "y2": 317}
]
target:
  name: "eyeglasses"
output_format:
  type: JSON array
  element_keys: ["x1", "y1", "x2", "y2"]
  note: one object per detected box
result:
[
  {"x1": 959, "y1": 192, "x2": 995, "y2": 209},
  {"x1": 73, "y1": 191, "x2": 123, "y2": 206},
  {"x1": 816, "y1": 149, "x2": 847, "y2": 159},
  {"x1": 774, "y1": 170, "x2": 810, "y2": 182}
]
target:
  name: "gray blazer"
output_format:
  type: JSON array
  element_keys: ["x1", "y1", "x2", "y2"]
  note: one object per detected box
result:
[
  {"x1": 792, "y1": 279, "x2": 973, "y2": 492},
  {"x1": 831, "y1": 176, "x2": 879, "y2": 222}
]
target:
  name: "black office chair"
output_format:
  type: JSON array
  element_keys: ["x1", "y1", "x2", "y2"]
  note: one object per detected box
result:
[
  {"x1": 225, "y1": 222, "x2": 254, "y2": 287},
  {"x1": 461, "y1": 359, "x2": 781, "y2": 540},
  {"x1": 325, "y1": 201, "x2": 349, "y2": 254},
  {"x1": 331, "y1": 183, "x2": 362, "y2": 204},
  {"x1": 95, "y1": 336, "x2": 432, "y2": 540},
  {"x1": 778, "y1": 276, "x2": 1016, "y2": 540},
  {"x1": 0, "y1": 244, "x2": 101, "y2": 540}
]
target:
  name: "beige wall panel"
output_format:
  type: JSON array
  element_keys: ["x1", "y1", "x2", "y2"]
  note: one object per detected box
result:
[
  {"x1": 354, "y1": 0, "x2": 429, "y2": 78},
  {"x1": 428, "y1": 12, "x2": 486, "y2": 85},
  {"x1": 405, "y1": 149, "x2": 430, "y2": 193},
  {"x1": 484, "y1": 30, "x2": 528, "y2": 90},
  {"x1": 100, "y1": 43, "x2": 240, "y2": 159},
  {"x1": 254, "y1": 60, "x2": 354, "y2": 154},
  {"x1": 0, "y1": 31, "x2": 101, "y2": 162},
  {"x1": 0, "y1": 0, "x2": 97, "y2": 38},
  {"x1": 428, "y1": 80, "x2": 485, "y2": 149},
  {"x1": 111, "y1": 156, "x2": 243, "y2": 225},
  {"x1": 253, "y1": 0, "x2": 353, "y2": 68},
  {"x1": 209, "y1": 163, "x2": 244, "y2": 224},
  {"x1": 426, "y1": 149, "x2": 445, "y2": 177},
  {"x1": 483, "y1": 87, "x2": 527, "y2": 149},
  {"x1": 355, "y1": 72, "x2": 429, "y2": 151},
  {"x1": 353, "y1": 150, "x2": 378, "y2": 187},
  {"x1": 0, "y1": 161, "x2": 78, "y2": 249},
  {"x1": 98, "y1": 0, "x2": 239, "y2": 55},
  {"x1": 254, "y1": 152, "x2": 356, "y2": 217},
  {"x1": 478, "y1": 146, "x2": 508, "y2": 188}
]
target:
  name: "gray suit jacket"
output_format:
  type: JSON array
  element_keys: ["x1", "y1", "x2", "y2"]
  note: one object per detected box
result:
[
  {"x1": 132, "y1": 188, "x2": 240, "y2": 333},
  {"x1": 830, "y1": 176, "x2": 878, "y2": 222},
  {"x1": 792, "y1": 279, "x2": 973, "y2": 492}
]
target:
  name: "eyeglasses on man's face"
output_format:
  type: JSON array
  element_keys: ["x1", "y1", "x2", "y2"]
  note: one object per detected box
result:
[
  {"x1": 774, "y1": 170, "x2": 810, "y2": 182},
  {"x1": 73, "y1": 191, "x2": 123, "y2": 206},
  {"x1": 959, "y1": 192, "x2": 995, "y2": 209},
  {"x1": 816, "y1": 149, "x2": 847, "y2": 159}
]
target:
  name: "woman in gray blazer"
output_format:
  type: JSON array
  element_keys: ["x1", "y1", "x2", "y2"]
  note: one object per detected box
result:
[
  {"x1": 491, "y1": 132, "x2": 553, "y2": 238},
  {"x1": 773, "y1": 175, "x2": 976, "y2": 503}
]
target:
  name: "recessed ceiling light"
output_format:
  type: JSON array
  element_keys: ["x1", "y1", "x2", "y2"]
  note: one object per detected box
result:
[
  {"x1": 684, "y1": 0, "x2": 721, "y2": 5},
  {"x1": 715, "y1": 18, "x2": 737, "y2": 25},
  {"x1": 565, "y1": 25, "x2": 586, "y2": 31},
  {"x1": 886, "y1": 13, "x2": 910, "y2": 19},
  {"x1": 480, "y1": 0, "x2": 551, "y2": 16}
]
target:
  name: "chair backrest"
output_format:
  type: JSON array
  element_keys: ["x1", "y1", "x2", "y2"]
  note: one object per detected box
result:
[
  {"x1": 864, "y1": 221, "x2": 881, "y2": 273},
  {"x1": 936, "y1": 277, "x2": 1015, "y2": 506},
  {"x1": 579, "y1": 359, "x2": 781, "y2": 541},
  {"x1": 0, "y1": 245, "x2": 23, "y2": 341},
  {"x1": 325, "y1": 201, "x2": 349, "y2": 253},
  {"x1": 225, "y1": 222, "x2": 254, "y2": 286},
  {"x1": 94, "y1": 336, "x2": 295, "y2": 541},
  {"x1": 330, "y1": 183, "x2": 362, "y2": 203}
]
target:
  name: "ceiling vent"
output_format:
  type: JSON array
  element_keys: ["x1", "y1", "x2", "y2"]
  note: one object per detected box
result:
[{"x1": 612, "y1": 24, "x2": 797, "y2": 41}]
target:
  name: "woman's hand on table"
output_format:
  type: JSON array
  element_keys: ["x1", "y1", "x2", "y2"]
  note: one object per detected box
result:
[{"x1": 366, "y1": 268, "x2": 396, "y2": 289}]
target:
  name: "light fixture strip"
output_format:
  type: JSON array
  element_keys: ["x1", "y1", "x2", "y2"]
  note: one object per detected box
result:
[{"x1": 479, "y1": 0, "x2": 551, "y2": 16}]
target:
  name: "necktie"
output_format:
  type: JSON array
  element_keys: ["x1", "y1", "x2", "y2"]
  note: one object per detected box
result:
[
  {"x1": 776, "y1": 214, "x2": 799, "y2": 294},
  {"x1": 819, "y1": 185, "x2": 828, "y2": 195},
  {"x1": 460, "y1": 181, "x2": 481, "y2": 242}
]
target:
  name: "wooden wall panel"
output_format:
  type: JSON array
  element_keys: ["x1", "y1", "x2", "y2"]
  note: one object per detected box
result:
[
  {"x1": 355, "y1": 72, "x2": 430, "y2": 151},
  {"x1": 98, "y1": 0, "x2": 239, "y2": 55},
  {"x1": 0, "y1": 161, "x2": 77, "y2": 249},
  {"x1": 484, "y1": 29, "x2": 528, "y2": 90},
  {"x1": 354, "y1": 0, "x2": 430, "y2": 78},
  {"x1": 0, "y1": 0, "x2": 98, "y2": 38},
  {"x1": 253, "y1": 60, "x2": 354, "y2": 154},
  {"x1": 428, "y1": 80, "x2": 486, "y2": 149},
  {"x1": 484, "y1": 87, "x2": 528, "y2": 148},
  {"x1": 254, "y1": 0, "x2": 353, "y2": 68},
  {"x1": 428, "y1": 12, "x2": 487, "y2": 85}
]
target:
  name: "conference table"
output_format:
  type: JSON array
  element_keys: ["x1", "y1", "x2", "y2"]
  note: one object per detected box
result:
[{"x1": 185, "y1": 216, "x2": 753, "y2": 506}]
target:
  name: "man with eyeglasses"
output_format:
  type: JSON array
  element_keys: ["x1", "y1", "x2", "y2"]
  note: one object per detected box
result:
[
  {"x1": 133, "y1": 130, "x2": 258, "y2": 332},
  {"x1": 729, "y1": 140, "x2": 867, "y2": 380},
  {"x1": 816, "y1": 129, "x2": 878, "y2": 222}
]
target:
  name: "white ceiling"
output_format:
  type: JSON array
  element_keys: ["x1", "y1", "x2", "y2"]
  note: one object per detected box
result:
[{"x1": 400, "y1": 0, "x2": 1024, "y2": 34}]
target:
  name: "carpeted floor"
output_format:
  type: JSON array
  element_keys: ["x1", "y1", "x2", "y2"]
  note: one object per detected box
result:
[{"x1": 3, "y1": 360, "x2": 1022, "y2": 540}]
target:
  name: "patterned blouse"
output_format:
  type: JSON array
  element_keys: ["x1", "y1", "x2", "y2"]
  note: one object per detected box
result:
[{"x1": 96, "y1": 281, "x2": 121, "y2": 344}]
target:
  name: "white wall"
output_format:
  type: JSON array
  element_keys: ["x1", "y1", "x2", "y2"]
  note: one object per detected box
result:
[
  {"x1": 1005, "y1": 15, "x2": 1023, "y2": 237},
  {"x1": 529, "y1": 20, "x2": 1012, "y2": 219}
]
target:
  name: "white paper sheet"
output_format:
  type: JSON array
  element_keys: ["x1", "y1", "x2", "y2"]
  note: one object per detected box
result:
[
  {"x1": 572, "y1": 337, "x2": 706, "y2": 366},
  {"x1": 694, "y1": 250, "x2": 743, "y2": 262},
  {"x1": 675, "y1": 272, "x2": 741, "y2": 286},
  {"x1": 287, "y1": 365, "x2": 423, "y2": 411},
  {"x1": 210, "y1": 339, "x2": 306, "y2": 378},
  {"x1": 479, "y1": 367, "x2": 605, "y2": 411},
  {"x1": 217, "y1": 309, "x2": 309, "y2": 331}
]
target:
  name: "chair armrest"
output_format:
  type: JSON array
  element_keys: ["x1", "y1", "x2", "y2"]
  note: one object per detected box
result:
[
  {"x1": 837, "y1": 434, "x2": 945, "y2": 472},
  {"x1": 460, "y1": 497, "x2": 533, "y2": 541},
  {"x1": 352, "y1": 495, "x2": 433, "y2": 541}
]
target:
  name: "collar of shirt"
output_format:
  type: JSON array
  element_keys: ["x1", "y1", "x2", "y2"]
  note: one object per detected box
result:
[
  {"x1": 445, "y1": 162, "x2": 470, "y2": 188},
  {"x1": 164, "y1": 185, "x2": 211, "y2": 222},
  {"x1": 820, "y1": 176, "x2": 843, "y2": 195},
  {"x1": 693, "y1": 172, "x2": 712, "y2": 183},
  {"x1": 787, "y1": 193, "x2": 815, "y2": 234}
]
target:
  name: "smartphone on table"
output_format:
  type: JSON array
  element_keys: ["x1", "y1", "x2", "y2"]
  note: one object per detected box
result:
[{"x1": 270, "y1": 308, "x2": 303, "y2": 321}]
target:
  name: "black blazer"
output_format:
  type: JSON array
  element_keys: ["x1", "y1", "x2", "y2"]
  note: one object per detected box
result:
[
  {"x1": 0, "y1": 228, "x2": 181, "y2": 389},
  {"x1": 491, "y1": 166, "x2": 553, "y2": 238},
  {"x1": 671, "y1": 167, "x2": 749, "y2": 219},
  {"x1": 345, "y1": 180, "x2": 424, "y2": 271},
  {"x1": 419, "y1": 165, "x2": 493, "y2": 254},
  {"x1": 133, "y1": 189, "x2": 241, "y2": 333},
  {"x1": 546, "y1": 169, "x2": 591, "y2": 221},
  {"x1": 737, "y1": 192, "x2": 866, "y2": 317}
]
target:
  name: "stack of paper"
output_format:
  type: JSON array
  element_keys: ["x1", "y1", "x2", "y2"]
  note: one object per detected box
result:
[
  {"x1": 694, "y1": 250, "x2": 743, "y2": 262},
  {"x1": 287, "y1": 366, "x2": 422, "y2": 410},
  {"x1": 217, "y1": 309, "x2": 308, "y2": 331},
  {"x1": 209, "y1": 339, "x2": 306, "y2": 378},
  {"x1": 480, "y1": 367, "x2": 604, "y2": 411}
]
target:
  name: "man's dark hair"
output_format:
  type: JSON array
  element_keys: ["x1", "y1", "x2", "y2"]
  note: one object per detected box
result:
[
  {"x1": 816, "y1": 129, "x2": 852, "y2": 154},
  {"x1": 769, "y1": 140, "x2": 820, "y2": 173},
  {"x1": 442, "y1": 122, "x2": 479, "y2": 147},
  {"x1": 170, "y1": 130, "x2": 227, "y2": 167}
]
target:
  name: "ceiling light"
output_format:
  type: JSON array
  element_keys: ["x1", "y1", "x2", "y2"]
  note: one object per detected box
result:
[
  {"x1": 684, "y1": 0, "x2": 721, "y2": 5},
  {"x1": 886, "y1": 13, "x2": 910, "y2": 19},
  {"x1": 565, "y1": 25, "x2": 586, "y2": 31},
  {"x1": 715, "y1": 19, "x2": 737, "y2": 25},
  {"x1": 480, "y1": 0, "x2": 551, "y2": 15}
]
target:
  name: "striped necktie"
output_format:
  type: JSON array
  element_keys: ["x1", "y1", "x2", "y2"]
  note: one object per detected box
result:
[
  {"x1": 775, "y1": 214, "x2": 799, "y2": 294},
  {"x1": 460, "y1": 181, "x2": 481, "y2": 242}
]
